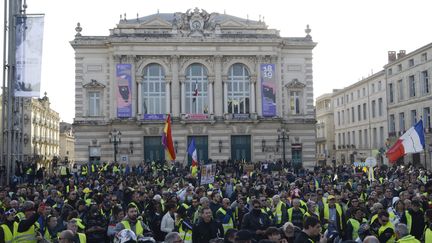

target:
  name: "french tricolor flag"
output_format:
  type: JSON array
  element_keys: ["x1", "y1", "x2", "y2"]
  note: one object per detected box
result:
[
  {"x1": 188, "y1": 138, "x2": 198, "y2": 177},
  {"x1": 386, "y1": 120, "x2": 425, "y2": 163}
]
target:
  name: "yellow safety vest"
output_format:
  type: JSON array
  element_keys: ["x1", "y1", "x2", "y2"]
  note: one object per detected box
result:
[
  {"x1": 323, "y1": 203, "x2": 343, "y2": 230},
  {"x1": 66, "y1": 185, "x2": 77, "y2": 193},
  {"x1": 178, "y1": 219, "x2": 192, "y2": 243},
  {"x1": 13, "y1": 223, "x2": 37, "y2": 243},
  {"x1": 287, "y1": 207, "x2": 305, "y2": 222},
  {"x1": 425, "y1": 228, "x2": 432, "y2": 243},
  {"x1": 81, "y1": 166, "x2": 88, "y2": 175},
  {"x1": 78, "y1": 232, "x2": 87, "y2": 243},
  {"x1": 275, "y1": 201, "x2": 285, "y2": 224},
  {"x1": 347, "y1": 218, "x2": 361, "y2": 240},
  {"x1": 44, "y1": 228, "x2": 60, "y2": 242},
  {"x1": 217, "y1": 208, "x2": 234, "y2": 232},
  {"x1": 1, "y1": 223, "x2": 15, "y2": 243},
  {"x1": 60, "y1": 166, "x2": 68, "y2": 176},
  {"x1": 404, "y1": 210, "x2": 412, "y2": 233},
  {"x1": 121, "y1": 220, "x2": 144, "y2": 236},
  {"x1": 378, "y1": 222, "x2": 395, "y2": 243},
  {"x1": 113, "y1": 165, "x2": 120, "y2": 173}
]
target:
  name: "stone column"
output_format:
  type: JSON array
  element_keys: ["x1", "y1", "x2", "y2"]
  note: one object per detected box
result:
[
  {"x1": 214, "y1": 56, "x2": 223, "y2": 117},
  {"x1": 128, "y1": 55, "x2": 137, "y2": 118},
  {"x1": 165, "y1": 80, "x2": 171, "y2": 114},
  {"x1": 250, "y1": 77, "x2": 256, "y2": 114},
  {"x1": 171, "y1": 55, "x2": 180, "y2": 117},
  {"x1": 180, "y1": 79, "x2": 186, "y2": 114},
  {"x1": 208, "y1": 78, "x2": 214, "y2": 114},
  {"x1": 256, "y1": 55, "x2": 263, "y2": 116},
  {"x1": 223, "y1": 78, "x2": 228, "y2": 114},
  {"x1": 137, "y1": 82, "x2": 142, "y2": 116}
]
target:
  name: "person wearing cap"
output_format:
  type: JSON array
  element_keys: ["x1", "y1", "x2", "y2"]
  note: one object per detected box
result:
[
  {"x1": 0, "y1": 208, "x2": 18, "y2": 243},
  {"x1": 320, "y1": 194, "x2": 345, "y2": 234},
  {"x1": 400, "y1": 200, "x2": 425, "y2": 240},
  {"x1": 66, "y1": 218, "x2": 87, "y2": 243}
]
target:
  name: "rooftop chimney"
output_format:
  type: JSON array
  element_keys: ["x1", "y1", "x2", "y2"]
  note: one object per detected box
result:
[
  {"x1": 397, "y1": 50, "x2": 406, "y2": 59},
  {"x1": 388, "y1": 51, "x2": 396, "y2": 63}
]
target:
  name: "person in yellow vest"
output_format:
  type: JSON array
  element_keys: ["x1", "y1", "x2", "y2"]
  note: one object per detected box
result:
[
  {"x1": 287, "y1": 198, "x2": 305, "y2": 229},
  {"x1": 58, "y1": 229, "x2": 76, "y2": 243},
  {"x1": 320, "y1": 195, "x2": 345, "y2": 233},
  {"x1": 60, "y1": 165, "x2": 69, "y2": 181},
  {"x1": 377, "y1": 211, "x2": 396, "y2": 243},
  {"x1": 272, "y1": 195, "x2": 287, "y2": 227},
  {"x1": 80, "y1": 164, "x2": 88, "y2": 177},
  {"x1": 304, "y1": 201, "x2": 320, "y2": 220},
  {"x1": 175, "y1": 206, "x2": 193, "y2": 243},
  {"x1": 423, "y1": 209, "x2": 432, "y2": 243},
  {"x1": 345, "y1": 207, "x2": 366, "y2": 241},
  {"x1": 0, "y1": 208, "x2": 17, "y2": 243},
  {"x1": 43, "y1": 214, "x2": 61, "y2": 242},
  {"x1": 66, "y1": 218, "x2": 87, "y2": 243},
  {"x1": 400, "y1": 200, "x2": 424, "y2": 241},
  {"x1": 112, "y1": 163, "x2": 120, "y2": 175},
  {"x1": 14, "y1": 201, "x2": 45, "y2": 243},
  {"x1": 394, "y1": 223, "x2": 420, "y2": 243},
  {"x1": 115, "y1": 204, "x2": 151, "y2": 237},
  {"x1": 216, "y1": 198, "x2": 235, "y2": 233}
]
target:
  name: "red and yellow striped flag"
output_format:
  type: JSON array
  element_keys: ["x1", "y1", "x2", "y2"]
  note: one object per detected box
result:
[{"x1": 162, "y1": 114, "x2": 176, "y2": 161}]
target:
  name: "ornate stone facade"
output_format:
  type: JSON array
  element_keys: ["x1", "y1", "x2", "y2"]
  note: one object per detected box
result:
[{"x1": 71, "y1": 9, "x2": 317, "y2": 167}]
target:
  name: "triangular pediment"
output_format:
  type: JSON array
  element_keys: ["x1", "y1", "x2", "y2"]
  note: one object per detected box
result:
[
  {"x1": 285, "y1": 79, "x2": 306, "y2": 89},
  {"x1": 140, "y1": 17, "x2": 172, "y2": 28},
  {"x1": 83, "y1": 79, "x2": 105, "y2": 89}
]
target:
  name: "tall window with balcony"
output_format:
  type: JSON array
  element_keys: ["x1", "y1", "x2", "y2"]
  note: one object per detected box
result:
[
  {"x1": 378, "y1": 98, "x2": 383, "y2": 117},
  {"x1": 227, "y1": 64, "x2": 250, "y2": 114},
  {"x1": 88, "y1": 92, "x2": 100, "y2": 116},
  {"x1": 290, "y1": 91, "x2": 301, "y2": 115},
  {"x1": 357, "y1": 105, "x2": 361, "y2": 121},
  {"x1": 363, "y1": 103, "x2": 367, "y2": 120},
  {"x1": 142, "y1": 64, "x2": 166, "y2": 115},
  {"x1": 342, "y1": 110, "x2": 345, "y2": 125},
  {"x1": 337, "y1": 111, "x2": 341, "y2": 126},
  {"x1": 371, "y1": 100, "x2": 376, "y2": 118},
  {"x1": 422, "y1": 70, "x2": 429, "y2": 95},
  {"x1": 388, "y1": 83, "x2": 394, "y2": 103},
  {"x1": 411, "y1": 110, "x2": 417, "y2": 126},
  {"x1": 389, "y1": 114, "x2": 396, "y2": 135},
  {"x1": 186, "y1": 64, "x2": 208, "y2": 114},
  {"x1": 351, "y1": 107, "x2": 355, "y2": 123},
  {"x1": 398, "y1": 79, "x2": 404, "y2": 101},
  {"x1": 409, "y1": 75, "x2": 416, "y2": 97}
]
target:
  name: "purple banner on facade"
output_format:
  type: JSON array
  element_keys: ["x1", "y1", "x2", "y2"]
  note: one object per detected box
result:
[
  {"x1": 116, "y1": 64, "x2": 132, "y2": 118},
  {"x1": 143, "y1": 114, "x2": 165, "y2": 120},
  {"x1": 261, "y1": 64, "x2": 276, "y2": 117}
]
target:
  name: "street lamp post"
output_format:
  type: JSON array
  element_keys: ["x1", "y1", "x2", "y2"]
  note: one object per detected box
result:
[
  {"x1": 278, "y1": 128, "x2": 289, "y2": 163},
  {"x1": 109, "y1": 129, "x2": 121, "y2": 163}
]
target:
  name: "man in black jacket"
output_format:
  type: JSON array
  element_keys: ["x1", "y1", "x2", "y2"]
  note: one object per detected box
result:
[
  {"x1": 294, "y1": 216, "x2": 325, "y2": 243},
  {"x1": 241, "y1": 199, "x2": 271, "y2": 241},
  {"x1": 192, "y1": 207, "x2": 224, "y2": 243}
]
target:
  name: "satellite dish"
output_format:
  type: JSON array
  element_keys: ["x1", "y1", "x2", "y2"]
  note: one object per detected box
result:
[{"x1": 365, "y1": 157, "x2": 377, "y2": 167}]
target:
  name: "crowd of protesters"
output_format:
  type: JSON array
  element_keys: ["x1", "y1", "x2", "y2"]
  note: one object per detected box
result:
[{"x1": 0, "y1": 159, "x2": 432, "y2": 243}]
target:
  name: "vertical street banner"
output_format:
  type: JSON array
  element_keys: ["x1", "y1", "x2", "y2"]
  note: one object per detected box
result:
[
  {"x1": 15, "y1": 15, "x2": 45, "y2": 97},
  {"x1": 116, "y1": 64, "x2": 132, "y2": 117},
  {"x1": 261, "y1": 63, "x2": 276, "y2": 117}
]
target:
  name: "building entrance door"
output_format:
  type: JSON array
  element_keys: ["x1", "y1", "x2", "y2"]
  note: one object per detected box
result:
[
  {"x1": 187, "y1": 136, "x2": 208, "y2": 164},
  {"x1": 144, "y1": 136, "x2": 164, "y2": 163},
  {"x1": 230, "y1": 135, "x2": 251, "y2": 162}
]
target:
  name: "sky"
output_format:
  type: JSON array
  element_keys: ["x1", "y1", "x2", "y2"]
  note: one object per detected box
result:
[{"x1": 2, "y1": 0, "x2": 432, "y2": 123}]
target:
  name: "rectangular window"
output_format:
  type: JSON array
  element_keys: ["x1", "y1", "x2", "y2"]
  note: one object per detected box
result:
[
  {"x1": 409, "y1": 75, "x2": 416, "y2": 97},
  {"x1": 379, "y1": 127, "x2": 384, "y2": 147},
  {"x1": 398, "y1": 79, "x2": 404, "y2": 101},
  {"x1": 342, "y1": 110, "x2": 345, "y2": 125},
  {"x1": 388, "y1": 68, "x2": 392, "y2": 75},
  {"x1": 290, "y1": 91, "x2": 301, "y2": 114},
  {"x1": 389, "y1": 83, "x2": 394, "y2": 103},
  {"x1": 347, "y1": 109, "x2": 350, "y2": 124},
  {"x1": 352, "y1": 131, "x2": 356, "y2": 146},
  {"x1": 373, "y1": 128, "x2": 377, "y2": 148},
  {"x1": 378, "y1": 98, "x2": 383, "y2": 116},
  {"x1": 338, "y1": 133, "x2": 341, "y2": 146},
  {"x1": 424, "y1": 107, "x2": 431, "y2": 131},
  {"x1": 408, "y1": 59, "x2": 414, "y2": 67},
  {"x1": 357, "y1": 90, "x2": 360, "y2": 99},
  {"x1": 371, "y1": 83, "x2": 375, "y2": 93},
  {"x1": 371, "y1": 100, "x2": 376, "y2": 118},
  {"x1": 337, "y1": 111, "x2": 341, "y2": 126},
  {"x1": 346, "y1": 95, "x2": 349, "y2": 103},
  {"x1": 347, "y1": 132, "x2": 351, "y2": 145},
  {"x1": 411, "y1": 109, "x2": 417, "y2": 126},
  {"x1": 357, "y1": 105, "x2": 361, "y2": 121},
  {"x1": 351, "y1": 107, "x2": 355, "y2": 123},
  {"x1": 359, "y1": 130, "x2": 363, "y2": 146},
  {"x1": 389, "y1": 114, "x2": 396, "y2": 133},
  {"x1": 342, "y1": 132, "x2": 346, "y2": 145},
  {"x1": 350, "y1": 92, "x2": 353, "y2": 101},
  {"x1": 364, "y1": 129, "x2": 368, "y2": 146},
  {"x1": 88, "y1": 91, "x2": 100, "y2": 116},
  {"x1": 422, "y1": 70, "x2": 429, "y2": 95},
  {"x1": 397, "y1": 64, "x2": 402, "y2": 72},
  {"x1": 363, "y1": 103, "x2": 367, "y2": 120},
  {"x1": 362, "y1": 87, "x2": 366, "y2": 97},
  {"x1": 399, "y1": 112, "x2": 405, "y2": 132},
  {"x1": 378, "y1": 81, "x2": 382, "y2": 91},
  {"x1": 421, "y1": 53, "x2": 428, "y2": 62},
  {"x1": 337, "y1": 98, "x2": 340, "y2": 106}
]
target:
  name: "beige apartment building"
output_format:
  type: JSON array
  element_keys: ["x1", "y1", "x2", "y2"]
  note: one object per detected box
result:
[
  {"x1": 59, "y1": 122, "x2": 75, "y2": 165},
  {"x1": 71, "y1": 8, "x2": 317, "y2": 168},
  {"x1": 315, "y1": 92, "x2": 335, "y2": 166},
  {"x1": 385, "y1": 45, "x2": 432, "y2": 168}
]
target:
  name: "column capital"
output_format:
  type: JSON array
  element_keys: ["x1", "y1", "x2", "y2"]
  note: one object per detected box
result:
[
  {"x1": 165, "y1": 79, "x2": 172, "y2": 84},
  {"x1": 170, "y1": 55, "x2": 179, "y2": 61},
  {"x1": 250, "y1": 76, "x2": 258, "y2": 84}
]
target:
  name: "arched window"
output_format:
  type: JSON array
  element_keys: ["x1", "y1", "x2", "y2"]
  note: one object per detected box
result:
[
  {"x1": 228, "y1": 63, "x2": 250, "y2": 114},
  {"x1": 186, "y1": 63, "x2": 208, "y2": 114},
  {"x1": 142, "y1": 64, "x2": 166, "y2": 114}
]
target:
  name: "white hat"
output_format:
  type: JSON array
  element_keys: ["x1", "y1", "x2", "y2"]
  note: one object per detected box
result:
[{"x1": 153, "y1": 194, "x2": 161, "y2": 201}]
